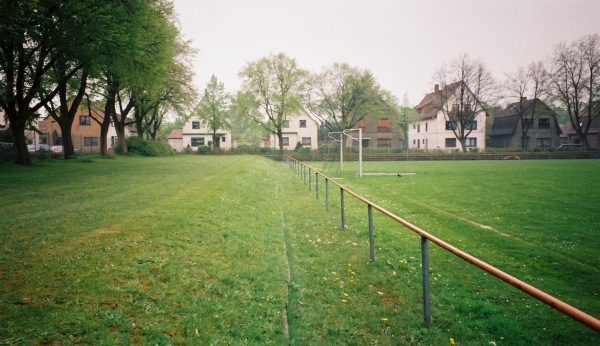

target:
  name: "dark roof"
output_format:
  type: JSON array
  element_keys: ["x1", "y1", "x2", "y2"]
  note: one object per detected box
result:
[
  {"x1": 491, "y1": 115, "x2": 519, "y2": 136},
  {"x1": 414, "y1": 82, "x2": 462, "y2": 120},
  {"x1": 562, "y1": 116, "x2": 600, "y2": 135},
  {"x1": 492, "y1": 98, "x2": 561, "y2": 136}
]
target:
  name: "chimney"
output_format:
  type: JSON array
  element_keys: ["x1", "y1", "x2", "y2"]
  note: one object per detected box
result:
[{"x1": 434, "y1": 84, "x2": 439, "y2": 93}]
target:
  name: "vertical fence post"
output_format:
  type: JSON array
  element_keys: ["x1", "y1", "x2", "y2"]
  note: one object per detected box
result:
[
  {"x1": 421, "y1": 236, "x2": 431, "y2": 328},
  {"x1": 315, "y1": 173, "x2": 319, "y2": 200},
  {"x1": 309, "y1": 168, "x2": 312, "y2": 191},
  {"x1": 368, "y1": 205, "x2": 375, "y2": 261},
  {"x1": 303, "y1": 165, "x2": 306, "y2": 185},
  {"x1": 325, "y1": 179, "x2": 329, "y2": 211},
  {"x1": 340, "y1": 188, "x2": 345, "y2": 230}
]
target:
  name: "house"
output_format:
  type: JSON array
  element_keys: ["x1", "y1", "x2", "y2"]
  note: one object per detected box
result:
[
  {"x1": 261, "y1": 110, "x2": 319, "y2": 150},
  {"x1": 560, "y1": 116, "x2": 600, "y2": 148},
  {"x1": 488, "y1": 98, "x2": 562, "y2": 149},
  {"x1": 409, "y1": 83, "x2": 487, "y2": 151},
  {"x1": 181, "y1": 116, "x2": 232, "y2": 150},
  {"x1": 29, "y1": 104, "x2": 133, "y2": 152},
  {"x1": 345, "y1": 116, "x2": 403, "y2": 149},
  {"x1": 167, "y1": 128, "x2": 184, "y2": 152}
]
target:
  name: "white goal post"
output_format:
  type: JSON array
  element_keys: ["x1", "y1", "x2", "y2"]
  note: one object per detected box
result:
[{"x1": 328, "y1": 128, "x2": 363, "y2": 178}]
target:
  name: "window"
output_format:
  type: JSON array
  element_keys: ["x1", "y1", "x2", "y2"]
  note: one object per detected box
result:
[
  {"x1": 301, "y1": 137, "x2": 311, "y2": 146},
  {"x1": 192, "y1": 121, "x2": 200, "y2": 129},
  {"x1": 377, "y1": 118, "x2": 392, "y2": 133},
  {"x1": 523, "y1": 118, "x2": 533, "y2": 129},
  {"x1": 465, "y1": 138, "x2": 477, "y2": 147},
  {"x1": 79, "y1": 115, "x2": 91, "y2": 126},
  {"x1": 417, "y1": 124, "x2": 420, "y2": 133},
  {"x1": 445, "y1": 138, "x2": 456, "y2": 147},
  {"x1": 299, "y1": 120, "x2": 307, "y2": 128},
  {"x1": 377, "y1": 138, "x2": 391, "y2": 148},
  {"x1": 466, "y1": 121, "x2": 477, "y2": 130},
  {"x1": 282, "y1": 120, "x2": 290, "y2": 128},
  {"x1": 537, "y1": 138, "x2": 551, "y2": 148},
  {"x1": 221, "y1": 136, "x2": 226, "y2": 143},
  {"x1": 446, "y1": 121, "x2": 457, "y2": 130},
  {"x1": 425, "y1": 122, "x2": 428, "y2": 132},
  {"x1": 191, "y1": 137, "x2": 204, "y2": 147},
  {"x1": 282, "y1": 137, "x2": 290, "y2": 146},
  {"x1": 412, "y1": 139, "x2": 416, "y2": 145},
  {"x1": 83, "y1": 137, "x2": 98, "y2": 146},
  {"x1": 362, "y1": 139, "x2": 369, "y2": 148},
  {"x1": 538, "y1": 118, "x2": 550, "y2": 129}
]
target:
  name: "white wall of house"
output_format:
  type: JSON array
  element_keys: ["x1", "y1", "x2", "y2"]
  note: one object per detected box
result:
[
  {"x1": 408, "y1": 110, "x2": 487, "y2": 151},
  {"x1": 182, "y1": 116, "x2": 232, "y2": 149},
  {"x1": 265, "y1": 112, "x2": 319, "y2": 150},
  {"x1": 168, "y1": 138, "x2": 183, "y2": 152}
]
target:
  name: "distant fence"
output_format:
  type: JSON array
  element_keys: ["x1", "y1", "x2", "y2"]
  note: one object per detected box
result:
[
  {"x1": 283, "y1": 156, "x2": 600, "y2": 332},
  {"x1": 268, "y1": 150, "x2": 600, "y2": 162}
]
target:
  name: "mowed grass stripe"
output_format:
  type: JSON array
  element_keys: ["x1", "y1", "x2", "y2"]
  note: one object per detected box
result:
[{"x1": 0, "y1": 156, "x2": 294, "y2": 344}]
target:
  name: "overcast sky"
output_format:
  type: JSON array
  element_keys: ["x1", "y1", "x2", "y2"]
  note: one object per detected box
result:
[{"x1": 172, "y1": 0, "x2": 600, "y2": 105}]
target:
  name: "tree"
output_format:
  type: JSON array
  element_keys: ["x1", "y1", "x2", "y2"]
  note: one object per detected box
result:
[
  {"x1": 0, "y1": 1, "x2": 86, "y2": 164},
  {"x1": 548, "y1": 34, "x2": 600, "y2": 147},
  {"x1": 432, "y1": 54, "x2": 497, "y2": 152},
  {"x1": 196, "y1": 75, "x2": 229, "y2": 149},
  {"x1": 238, "y1": 53, "x2": 308, "y2": 154},
  {"x1": 229, "y1": 92, "x2": 264, "y2": 146},
  {"x1": 503, "y1": 61, "x2": 548, "y2": 149},
  {"x1": 390, "y1": 93, "x2": 418, "y2": 149},
  {"x1": 305, "y1": 63, "x2": 392, "y2": 132}
]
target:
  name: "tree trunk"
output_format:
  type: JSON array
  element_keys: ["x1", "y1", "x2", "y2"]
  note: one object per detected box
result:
[
  {"x1": 58, "y1": 118, "x2": 75, "y2": 159},
  {"x1": 459, "y1": 138, "x2": 467, "y2": 152},
  {"x1": 11, "y1": 118, "x2": 31, "y2": 165},
  {"x1": 277, "y1": 130, "x2": 285, "y2": 155}
]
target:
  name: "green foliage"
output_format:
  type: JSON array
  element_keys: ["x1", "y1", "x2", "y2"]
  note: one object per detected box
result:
[
  {"x1": 116, "y1": 137, "x2": 174, "y2": 156},
  {"x1": 195, "y1": 145, "x2": 212, "y2": 154}
]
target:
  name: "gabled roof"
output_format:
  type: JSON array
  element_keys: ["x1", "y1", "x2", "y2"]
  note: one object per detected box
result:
[
  {"x1": 491, "y1": 98, "x2": 561, "y2": 136},
  {"x1": 415, "y1": 82, "x2": 462, "y2": 120},
  {"x1": 168, "y1": 128, "x2": 183, "y2": 139},
  {"x1": 562, "y1": 116, "x2": 600, "y2": 135}
]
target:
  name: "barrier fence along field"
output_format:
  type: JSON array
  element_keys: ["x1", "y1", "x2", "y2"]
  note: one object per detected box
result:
[{"x1": 284, "y1": 156, "x2": 600, "y2": 333}]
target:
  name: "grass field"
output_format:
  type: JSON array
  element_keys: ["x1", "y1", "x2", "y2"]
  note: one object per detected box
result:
[{"x1": 1, "y1": 156, "x2": 599, "y2": 345}]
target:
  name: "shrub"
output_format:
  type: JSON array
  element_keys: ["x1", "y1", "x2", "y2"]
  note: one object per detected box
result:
[
  {"x1": 196, "y1": 145, "x2": 211, "y2": 154},
  {"x1": 117, "y1": 137, "x2": 174, "y2": 156}
]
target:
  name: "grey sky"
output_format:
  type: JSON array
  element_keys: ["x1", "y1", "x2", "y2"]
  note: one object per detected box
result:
[{"x1": 173, "y1": 0, "x2": 600, "y2": 105}]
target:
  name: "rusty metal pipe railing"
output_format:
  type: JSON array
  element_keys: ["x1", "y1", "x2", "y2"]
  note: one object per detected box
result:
[{"x1": 284, "y1": 157, "x2": 600, "y2": 333}]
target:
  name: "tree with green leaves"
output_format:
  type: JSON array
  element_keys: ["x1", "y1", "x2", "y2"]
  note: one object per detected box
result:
[
  {"x1": 196, "y1": 75, "x2": 229, "y2": 149},
  {"x1": 0, "y1": 1, "x2": 90, "y2": 164},
  {"x1": 238, "y1": 53, "x2": 308, "y2": 154},
  {"x1": 432, "y1": 54, "x2": 497, "y2": 152},
  {"x1": 390, "y1": 93, "x2": 418, "y2": 149},
  {"x1": 305, "y1": 63, "x2": 392, "y2": 132}
]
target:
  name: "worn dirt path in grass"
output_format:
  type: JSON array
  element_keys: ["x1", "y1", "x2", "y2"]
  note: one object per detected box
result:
[{"x1": 275, "y1": 183, "x2": 291, "y2": 341}]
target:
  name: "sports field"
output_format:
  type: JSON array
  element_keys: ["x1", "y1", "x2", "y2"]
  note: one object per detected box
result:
[{"x1": 0, "y1": 156, "x2": 598, "y2": 345}]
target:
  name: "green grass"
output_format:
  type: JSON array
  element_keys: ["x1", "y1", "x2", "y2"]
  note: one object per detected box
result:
[{"x1": 1, "y1": 156, "x2": 599, "y2": 345}]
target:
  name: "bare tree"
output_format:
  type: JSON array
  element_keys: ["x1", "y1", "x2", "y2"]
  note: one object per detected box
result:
[
  {"x1": 504, "y1": 61, "x2": 548, "y2": 149},
  {"x1": 548, "y1": 34, "x2": 600, "y2": 147},
  {"x1": 433, "y1": 54, "x2": 497, "y2": 152}
]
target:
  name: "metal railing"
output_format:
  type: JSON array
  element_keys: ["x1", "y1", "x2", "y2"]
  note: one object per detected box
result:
[{"x1": 284, "y1": 156, "x2": 600, "y2": 332}]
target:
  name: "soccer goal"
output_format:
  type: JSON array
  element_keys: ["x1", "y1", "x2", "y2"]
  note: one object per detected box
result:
[{"x1": 328, "y1": 128, "x2": 364, "y2": 178}]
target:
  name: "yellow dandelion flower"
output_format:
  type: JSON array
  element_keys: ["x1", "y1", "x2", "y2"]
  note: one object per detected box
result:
[
  {"x1": 380, "y1": 317, "x2": 388, "y2": 322},
  {"x1": 343, "y1": 293, "x2": 349, "y2": 297},
  {"x1": 450, "y1": 337, "x2": 455, "y2": 345},
  {"x1": 332, "y1": 271, "x2": 337, "y2": 275},
  {"x1": 341, "y1": 299, "x2": 348, "y2": 303}
]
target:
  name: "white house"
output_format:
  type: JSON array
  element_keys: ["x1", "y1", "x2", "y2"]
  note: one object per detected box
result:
[
  {"x1": 167, "y1": 128, "x2": 183, "y2": 152},
  {"x1": 261, "y1": 110, "x2": 319, "y2": 150},
  {"x1": 409, "y1": 83, "x2": 487, "y2": 151},
  {"x1": 180, "y1": 116, "x2": 232, "y2": 150}
]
